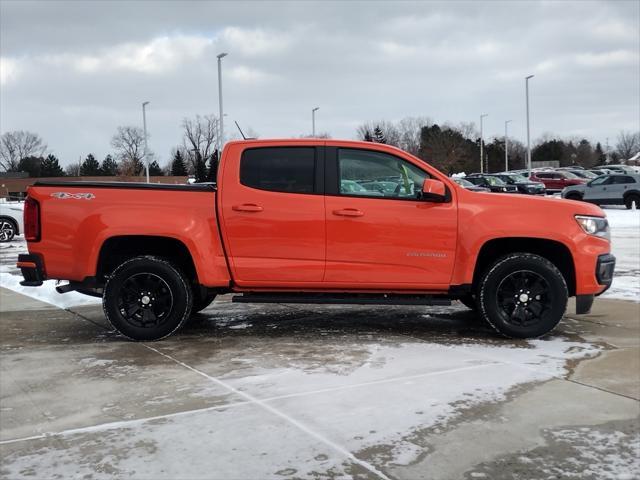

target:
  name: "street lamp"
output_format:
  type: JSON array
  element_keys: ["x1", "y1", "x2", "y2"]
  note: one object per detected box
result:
[
  {"x1": 480, "y1": 114, "x2": 488, "y2": 173},
  {"x1": 525, "y1": 74, "x2": 534, "y2": 176},
  {"x1": 312, "y1": 107, "x2": 319, "y2": 136},
  {"x1": 504, "y1": 120, "x2": 512, "y2": 172},
  {"x1": 142, "y1": 101, "x2": 150, "y2": 183},
  {"x1": 217, "y1": 52, "x2": 228, "y2": 152}
]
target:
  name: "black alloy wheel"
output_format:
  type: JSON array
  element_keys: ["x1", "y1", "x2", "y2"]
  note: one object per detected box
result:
[
  {"x1": 103, "y1": 256, "x2": 193, "y2": 341},
  {"x1": 478, "y1": 253, "x2": 568, "y2": 338}
]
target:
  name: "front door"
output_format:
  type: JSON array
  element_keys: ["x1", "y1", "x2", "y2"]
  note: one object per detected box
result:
[
  {"x1": 220, "y1": 145, "x2": 325, "y2": 284},
  {"x1": 324, "y1": 147, "x2": 457, "y2": 288},
  {"x1": 583, "y1": 175, "x2": 613, "y2": 202}
]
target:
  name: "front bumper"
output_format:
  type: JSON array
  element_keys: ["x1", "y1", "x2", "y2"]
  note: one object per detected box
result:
[
  {"x1": 17, "y1": 254, "x2": 44, "y2": 286},
  {"x1": 595, "y1": 253, "x2": 615, "y2": 293},
  {"x1": 575, "y1": 253, "x2": 616, "y2": 314}
]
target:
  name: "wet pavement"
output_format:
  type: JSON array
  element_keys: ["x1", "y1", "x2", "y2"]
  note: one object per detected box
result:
[{"x1": 1, "y1": 288, "x2": 638, "y2": 479}]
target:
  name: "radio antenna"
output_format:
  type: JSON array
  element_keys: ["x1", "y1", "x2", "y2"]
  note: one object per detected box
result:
[{"x1": 234, "y1": 121, "x2": 247, "y2": 140}]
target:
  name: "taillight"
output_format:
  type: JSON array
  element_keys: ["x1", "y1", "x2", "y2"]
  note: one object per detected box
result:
[{"x1": 24, "y1": 197, "x2": 40, "y2": 241}]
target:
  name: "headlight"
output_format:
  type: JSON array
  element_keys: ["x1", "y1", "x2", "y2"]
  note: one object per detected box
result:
[{"x1": 575, "y1": 215, "x2": 610, "y2": 240}]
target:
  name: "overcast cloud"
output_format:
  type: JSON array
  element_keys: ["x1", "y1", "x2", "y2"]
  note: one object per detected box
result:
[{"x1": 1, "y1": 0, "x2": 638, "y2": 166}]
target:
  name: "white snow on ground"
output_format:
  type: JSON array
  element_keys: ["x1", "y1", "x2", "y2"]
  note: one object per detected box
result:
[
  {"x1": 0, "y1": 207, "x2": 637, "y2": 306},
  {"x1": 601, "y1": 207, "x2": 640, "y2": 302}
]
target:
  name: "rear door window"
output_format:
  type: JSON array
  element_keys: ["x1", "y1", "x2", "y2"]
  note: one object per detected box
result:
[{"x1": 240, "y1": 147, "x2": 316, "y2": 194}]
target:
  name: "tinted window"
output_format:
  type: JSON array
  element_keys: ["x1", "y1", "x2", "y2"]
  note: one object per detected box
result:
[
  {"x1": 589, "y1": 176, "x2": 612, "y2": 186},
  {"x1": 536, "y1": 173, "x2": 551, "y2": 179},
  {"x1": 612, "y1": 176, "x2": 636, "y2": 184},
  {"x1": 466, "y1": 177, "x2": 484, "y2": 185},
  {"x1": 240, "y1": 147, "x2": 315, "y2": 193},
  {"x1": 338, "y1": 149, "x2": 428, "y2": 199}
]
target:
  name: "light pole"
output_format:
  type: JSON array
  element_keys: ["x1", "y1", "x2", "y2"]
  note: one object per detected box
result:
[
  {"x1": 525, "y1": 74, "x2": 534, "y2": 176},
  {"x1": 312, "y1": 107, "x2": 319, "y2": 136},
  {"x1": 480, "y1": 114, "x2": 488, "y2": 173},
  {"x1": 504, "y1": 120, "x2": 512, "y2": 172},
  {"x1": 142, "y1": 101, "x2": 150, "y2": 183},
  {"x1": 217, "y1": 52, "x2": 228, "y2": 152}
]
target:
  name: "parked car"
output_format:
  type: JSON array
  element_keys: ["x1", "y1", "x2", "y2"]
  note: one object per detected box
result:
[
  {"x1": 562, "y1": 173, "x2": 640, "y2": 209},
  {"x1": 465, "y1": 174, "x2": 519, "y2": 193},
  {"x1": 19, "y1": 139, "x2": 614, "y2": 340},
  {"x1": 562, "y1": 169, "x2": 598, "y2": 180},
  {"x1": 451, "y1": 177, "x2": 490, "y2": 192},
  {"x1": 557, "y1": 166, "x2": 585, "y2": 171},
  {"x1": 530, "y1": 170, "x2": 587, "y2": 192},
  {"x1": 593, "y1": 165, "x2": 636, "y2": 174},
  {"x1": 488, "y1": 173, "x2": 546, "y2": 195},
  {"x1": 0, "y1": 199, "x2": 24, "y2": 242}
]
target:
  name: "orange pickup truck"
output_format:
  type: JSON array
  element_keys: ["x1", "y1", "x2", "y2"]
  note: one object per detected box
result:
[{"x1": 18, "y1": 139, "x2": 615, "y2": 340}]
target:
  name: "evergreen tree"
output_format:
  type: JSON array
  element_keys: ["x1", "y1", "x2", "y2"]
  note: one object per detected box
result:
[
  {"x1": 148, "y1": 160, "x2": 163, "y2": 176},
  {"x1": 170, "y1": 150, "x2": 188, "y2": 176},
  {"x1": 594, "y1": 142, "x2": 606, "y2": 165},
  {"x1": 17, "y1": 156, "x2": 43, "y2": 177},
  {"x1": 363, "y1": 130, "x2": 373, "y2": 142},
  {"x1": 40, "y1": 154, "x2": 65, "y2": 177},
  {"x1": 373, "y1": 126, "x2": 386, "y2": 144},
  {"x1": 194, "y1": 151, "x2": 207, "y2": 182},
  {"x1": 207, "y1": 150, "x2": 219, "y2": 182},
  {"x1": 100, "y1": 155, "x2": 119, "y2": 176},
  {"x1": 80, "y1": 154, "x2": 101, "y2": 176}
]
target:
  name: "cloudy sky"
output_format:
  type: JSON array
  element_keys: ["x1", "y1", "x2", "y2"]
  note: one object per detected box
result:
[{"x1": 1, "y1": 0, "x2": 638, "y2": 166}]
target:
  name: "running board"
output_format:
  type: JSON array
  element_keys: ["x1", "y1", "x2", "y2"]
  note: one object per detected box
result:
[{"x1": 232, "y1": 293, "x2": 451, "y2": 306}]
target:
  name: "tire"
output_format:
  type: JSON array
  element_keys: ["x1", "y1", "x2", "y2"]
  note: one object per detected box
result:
[
  {"x1": 103, "y1": 256, "x2": 193, "y2": 341},
  {"x1": 459, "y1": 294, "x2": 477, "y2": 310},
  {"x1": 624, "y1": 193, "x2": 640, "y2": 210},
  {"x1": 477, "y1": 253, "x2": 568, "y2": 338},
  {"x1": 0, "y1": 218, "x2": 16, "y2": 242},
  {"x1": 192, "y1": 288, "x2": 217, "y2": 313},
  {"x1": 565, "y1": 193, "x2": 582, "y2": 201}
]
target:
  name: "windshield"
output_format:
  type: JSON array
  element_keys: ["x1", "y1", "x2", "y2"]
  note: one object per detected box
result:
[
  {"x1": 454, "y1": 178, "x2": 474, "y2": 187},
  {"x1": 505, "y1": 174, "x2": 528, "y2": 183},
  {"x1": 485, "y1": 176, "x2": 506, "y2": 186},
  {"x1": 561, "y1": 171, "x2": 580, "y2": 179}
]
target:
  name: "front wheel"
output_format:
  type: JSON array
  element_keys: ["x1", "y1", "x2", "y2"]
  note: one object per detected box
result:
[
  {"x1": 103, "y1": 256, "x2": 193, "y2": 341},
  {"x1": 565, "y1": 192, "x2": 582, "y2": 201},
  {"x1": 0, "y1": 219, "x2": 16, "y2": 242},
  {"x1": 625, "y1": 193, "x2": 640, "y2": 210},
  {"x1": 477, "y1": 253, "x2": 568, "y2": 338}
]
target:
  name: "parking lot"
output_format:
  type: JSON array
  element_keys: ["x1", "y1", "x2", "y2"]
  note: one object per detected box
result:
[{"x1": 1, "y1": 286, "x2": 639, "y2": 479}]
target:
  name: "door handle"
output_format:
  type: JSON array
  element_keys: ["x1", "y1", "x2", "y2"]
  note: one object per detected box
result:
[
  {"x1": 333, "y1": 208, "x2": 364, "y2": 217},
  {"x1": 232, "y1": 204, "x2": 264, "y2": 212}
]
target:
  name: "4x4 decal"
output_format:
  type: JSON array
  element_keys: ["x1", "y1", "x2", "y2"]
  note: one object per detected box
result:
[{"x1": 50, "y1": 192, "x2": 95, "y2": 200}]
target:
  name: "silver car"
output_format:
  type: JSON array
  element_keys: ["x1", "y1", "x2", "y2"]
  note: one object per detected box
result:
[{"x1": 562, "y1": 173, "x2": 640, "y2": 209}]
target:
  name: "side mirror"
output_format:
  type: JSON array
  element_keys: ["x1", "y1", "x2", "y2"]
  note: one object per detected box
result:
[{"x1": 421, "y1": 178, "x2": 447, "y2": 202}]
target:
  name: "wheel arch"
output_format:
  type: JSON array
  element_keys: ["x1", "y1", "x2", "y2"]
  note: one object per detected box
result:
[
  {"x1": 473, "y1": 237, "x2": 576, "y2": 296},
  {"x1": 96, "y1": 235, "x2": 197, "y2": 283}
]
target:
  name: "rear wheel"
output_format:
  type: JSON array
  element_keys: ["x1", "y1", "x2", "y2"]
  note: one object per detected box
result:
[
  {"x1": 624, "y1": 193, "x2": 640, "y2": 210},
  {"x1": 103, "y1": 256, "x2": 193, "y2": 341},
  {"x1": 0, "y1": 218, "x2": 16, "y2": 242},
  {"x1": 477, "y1": 253, "x2": 567, "y2": 338}
]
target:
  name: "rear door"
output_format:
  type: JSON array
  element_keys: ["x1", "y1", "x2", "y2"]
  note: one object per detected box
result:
[
  {"x1": 220, "y1": 145, "x2": 326, "y2": 283},
  {"x1": 323, "y1": 146, "x2": 457, "y2": 287}
]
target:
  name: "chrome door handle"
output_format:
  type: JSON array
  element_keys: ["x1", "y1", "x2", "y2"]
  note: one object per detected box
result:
[{"x1": 232, "y1": 204, "x2": 264, "y2": 212}]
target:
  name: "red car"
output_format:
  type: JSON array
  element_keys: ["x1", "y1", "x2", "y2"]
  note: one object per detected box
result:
[{"x1": 530, "y1": 170, "x2": 586, "y2": 192}]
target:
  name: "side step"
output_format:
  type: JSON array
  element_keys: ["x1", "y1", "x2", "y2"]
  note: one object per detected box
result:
[{"x1": 232, "y1": 293, "x2": 451, "y2": 306}]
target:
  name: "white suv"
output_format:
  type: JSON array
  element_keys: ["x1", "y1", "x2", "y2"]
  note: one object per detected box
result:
[
  {"x1": 562, "y1": 174, "x2": 640, "y2": 209},
  {"x1": 0, "y1": 199, "x2": 24, "y2": 242}
]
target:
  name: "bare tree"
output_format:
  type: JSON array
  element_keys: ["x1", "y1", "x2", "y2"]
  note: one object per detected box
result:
[
  {"x1": 182, "y1": 114, "x2": 220, "y2": 169},
  {"x1": 616, "y1": 131, "x2": 640, "y2": 160},
  {"x1": 0, "y1": 131, "x2": 47, "y2": 171},
  {"x1": 396, "y1": 116, "x2": 432, "y2": 156},
  {"x1": 111, "y1": 126, "x2": 147, "y2": 176}
]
